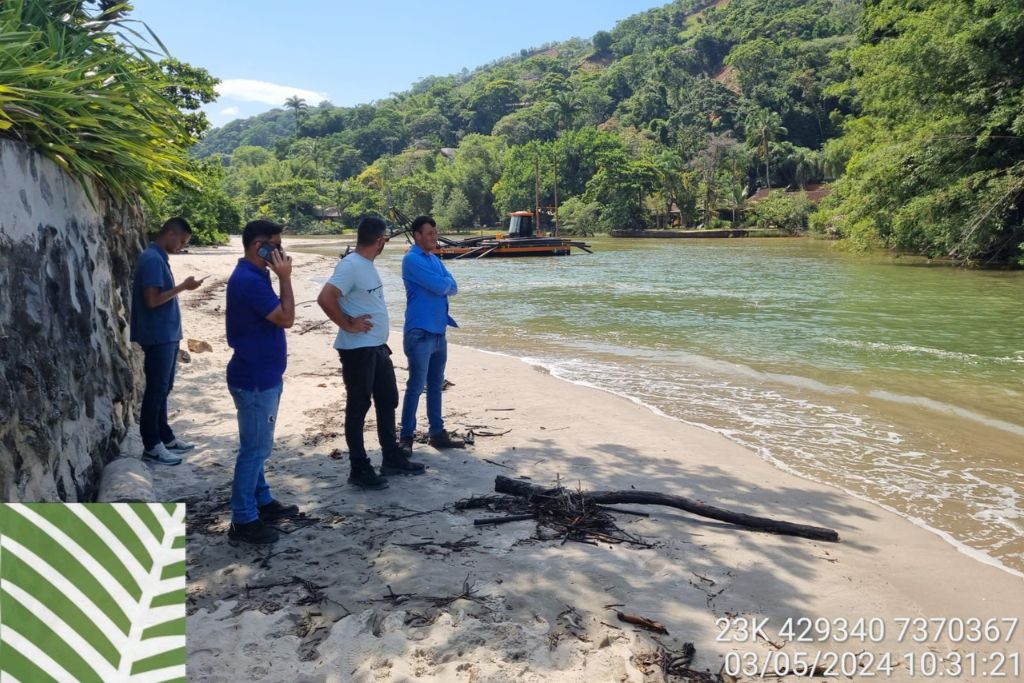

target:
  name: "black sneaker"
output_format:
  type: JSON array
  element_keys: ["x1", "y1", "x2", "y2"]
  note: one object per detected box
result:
[
  {"x1": 381, "y1": 453, "x2": 426, "y2": 476},
  {"x1": 428, "y1": 429, "x2": 465, "y2": 449},
  {"x1": 348, "y1": 462, "x2": 389, "y2": 490},
  {"x1": 258, "y1": 500, "x2": 300, "y2": 522},
  {"x1": 398, "y1": 436, "x2": 415, "y2": 457},
  {"x1": 228, "y1": 519, "x2": 279, "y2": 545}
]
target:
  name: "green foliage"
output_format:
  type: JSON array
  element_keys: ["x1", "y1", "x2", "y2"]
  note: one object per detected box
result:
[
  {"x1": 557, "y1": 196, "x2": 602, "y2": 235},
  {"x1": 159, "y1": 0, "x2": 1020, "y2": 263},
  {"x1": 466, "y1": 78, "x2": 522, "y2": 134},
  {"x1": 749, "y1": 190, "x2": 815, "y2": 234},
  {"x1": 329, "y1": 176, "x2": 385, "y2": 227},
  {"x1": 151, "y1": 158, "x2": 239, "y2": 245},
  {"x1": 742, "y1": 107, "x2": 787, "y2": 189},
  {"x1": 193, "y1": 108, "x2": 295, "y2": 156},
  {"x1": 492, "y1": 104, "x2": 558, "y2": 145},
  {"x1": 725, "y1": 38, "x2": 784, "y2": 94},
  {"x1": 651, "y1": 147, "x2": 699, "y2": 226},
  {"x1": 257, "y1": 178, "x2": 321, "y2": 230},
  {"x1": 440, "y1": 134, "x2": 506, "y2": 225},
  {"x1": 0, "y1": 0, "x2": 207, "y2": 204},
  {"x1": 283, "y1": 95, "x2": 308, "y2": 126},
  {"x1": 436, "y1": 187, "x2": 473, "y2": 229},
  {"x1": 493, "y1": 141, "x2": 547, "y2": 215},
  {"x1": 587, "y1": 155, "x2": 660, "y2": 230},
  {"x1": 819, "y1": 0, "x2": 1024, "y2": 262},
  {"x1": 231, "y1": 145, "x2": 275, "y2": 167},
  {"x1": 159, "y1": 57, "x2": 218, "y2": 140}
]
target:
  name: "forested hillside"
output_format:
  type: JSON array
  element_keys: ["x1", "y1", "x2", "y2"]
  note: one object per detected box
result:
[
  {"x1": 815, "y1": 0, "x2": 1024, "y2": 263},
  {"x1": 184, "y1": 0, "x2": 1023, "y2": 264}
]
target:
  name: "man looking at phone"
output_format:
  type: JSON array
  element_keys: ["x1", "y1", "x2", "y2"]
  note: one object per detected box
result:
[
  {"x1": 225, "y1": 220, "x2": 299, "y2": 544},
  {"x1": 130, "y1": 216, "x2": 204, "y2": 465},
  {"x1": 317, "y1": 216, "x2": 424, "y2": 490}
]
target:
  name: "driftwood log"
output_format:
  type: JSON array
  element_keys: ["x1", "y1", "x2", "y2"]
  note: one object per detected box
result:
[{"x1": 493, "y1": 476, "x2": 839, "y2": 542}]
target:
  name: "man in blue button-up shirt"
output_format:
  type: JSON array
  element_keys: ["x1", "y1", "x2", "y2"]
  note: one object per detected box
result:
[{"x1": 400, "y1": 215, "x2": 464, "y2": 452}]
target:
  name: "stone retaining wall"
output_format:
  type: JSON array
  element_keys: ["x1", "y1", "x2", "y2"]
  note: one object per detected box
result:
[{"x1": 0, "y1": 139, "x2": 144, "y2": 501}]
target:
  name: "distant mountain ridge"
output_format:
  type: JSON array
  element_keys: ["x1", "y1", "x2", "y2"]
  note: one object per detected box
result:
[
  {"x1": 193, "y1": 107, "x2": 295, "y2": 157},
  {"x1": 192, "y1": 0, "x2": 1024, "y2": 264},
  {"x1": 194, "y1": 0, "x2": 737, "y2": 158}
]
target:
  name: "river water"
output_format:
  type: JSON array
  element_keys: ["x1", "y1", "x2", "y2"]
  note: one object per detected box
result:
[{"x1": 294, "y1": 235, "x2": 1024, "y2": 574}]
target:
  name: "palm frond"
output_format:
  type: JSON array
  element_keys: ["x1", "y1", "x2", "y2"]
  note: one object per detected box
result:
[
  {"x1": 0, "y1": 503, "x2": 187, "y2": 683},
  {"x1": 0, "y1": 0, "x2": 196, "y2": 204}
]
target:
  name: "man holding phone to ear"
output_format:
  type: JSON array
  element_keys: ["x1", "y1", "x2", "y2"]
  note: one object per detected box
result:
[
  {"x1": 224, "y1": 220, "x2": 299, "y2": 545},
  {"x1": 131, "y1": 216, "x2": 204, "y2": 465}
]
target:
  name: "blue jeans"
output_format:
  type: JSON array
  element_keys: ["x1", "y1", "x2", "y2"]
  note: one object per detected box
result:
[
  {"x1": 229, "y1": 383, "x2": 282, "y2": 524},
  {"x1": 400, "y1": 329, "x2": 447, "y2": 439},
  {"x1": 140, "y1": 342, "x2": 178, "y2": 450}
]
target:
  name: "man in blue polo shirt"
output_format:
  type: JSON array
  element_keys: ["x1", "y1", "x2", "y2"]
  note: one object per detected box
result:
[
  {"x1": 130, "y1": 217, "x2": 204, "y2": 465},
  {"x1": 225, "y1": 220, "x2": 299, "y2": 545},
  {"x1": 317, "y1": 216, "x2": 424, "y2": 490},
  {"x1": 399, "y1": 215, "x2": 464, "y2": 454}
]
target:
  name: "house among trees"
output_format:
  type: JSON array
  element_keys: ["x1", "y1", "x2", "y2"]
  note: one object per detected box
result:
[
  {"x1": 748, "y1": 183, "x2": 832, "y2": 204},
  {"x1": 313, "y1": 206, "x2": 342, "y2": 221}
]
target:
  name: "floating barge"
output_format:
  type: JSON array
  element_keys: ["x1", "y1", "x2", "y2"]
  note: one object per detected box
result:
[
  {"x1": 434, "y1": 235, "x2": 592, "y2": 259},
  {"x1": 436, "y1": 212, "x2": 592, "y2": 259}
]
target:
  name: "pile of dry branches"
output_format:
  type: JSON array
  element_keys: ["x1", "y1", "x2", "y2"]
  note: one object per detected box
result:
[{"x1": 454, "y1": 486, "x2": 652, "y2": 548}]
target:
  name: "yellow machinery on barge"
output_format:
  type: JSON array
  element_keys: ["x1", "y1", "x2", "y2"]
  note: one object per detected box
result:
[{"x1": 424, "y1": 211, "x2": 592, "y2": 259}]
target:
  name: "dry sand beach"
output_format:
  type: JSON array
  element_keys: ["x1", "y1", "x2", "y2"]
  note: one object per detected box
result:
[{"x1": 154, "y1": 241, "x2": 1022, "y2": 682}]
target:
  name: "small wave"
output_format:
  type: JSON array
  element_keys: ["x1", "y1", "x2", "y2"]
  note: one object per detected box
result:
[
  {"x1": 868, "y1": 390, "x2": 1024, "y2": 438},
  {"x1": 874, "y1": 505, "x2": 1024, "y2": 579},
  {"x1": 825, "y1": 338, "x2": 1024, "y2": 365},
  {"x1": 763, "y1": 372, "x2": 858, "y2": 396}
]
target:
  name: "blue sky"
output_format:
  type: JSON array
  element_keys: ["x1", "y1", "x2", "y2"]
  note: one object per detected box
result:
[{"x1": 129, "y1": 1, "x2": 666, "y2": 127}]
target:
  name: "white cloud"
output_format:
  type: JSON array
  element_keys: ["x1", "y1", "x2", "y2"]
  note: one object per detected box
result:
[
  {"x1": 219, "y1": 106, "x2": 240, "y2": 116},
  {"x1": 216, "y1": 79, "x2": 329, "y2": 107}
]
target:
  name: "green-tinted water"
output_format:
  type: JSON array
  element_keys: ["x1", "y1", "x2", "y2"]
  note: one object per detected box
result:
[{"x1": 294, "y1": 235, "x2": 1024, "y2": 573}]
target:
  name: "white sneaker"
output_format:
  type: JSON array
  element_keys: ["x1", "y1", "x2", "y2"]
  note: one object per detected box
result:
[
  {"x1": 163, "y1": 437, "x2": 195, "y2": 453},
  {"x1": 143, "y1": 443, "x2": 183, "y2": 465}
]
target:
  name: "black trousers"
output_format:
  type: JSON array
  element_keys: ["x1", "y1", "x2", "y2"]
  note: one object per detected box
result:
[{"x1": 337, "y1": 344, "x2": 399, "y2": 461}]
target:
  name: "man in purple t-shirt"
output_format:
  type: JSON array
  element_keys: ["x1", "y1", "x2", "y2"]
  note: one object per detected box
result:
[{"x1": 224, "y1": 220, "x2": 299, "y2": 545}]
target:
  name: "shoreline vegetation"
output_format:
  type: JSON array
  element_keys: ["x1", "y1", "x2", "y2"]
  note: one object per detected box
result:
[
  {"x1": 188, "y1": 0, "x2": 1021, "y2": 265},
  {"x1": 283, "y1": 228, "x2": 1024, "y2": 270},
  {"x1": 4, "y1": 2, "x2": 1020, "y2": 264},
  {"x1": 170, "y1": 244, "x2": 1023, "y2": 680}
]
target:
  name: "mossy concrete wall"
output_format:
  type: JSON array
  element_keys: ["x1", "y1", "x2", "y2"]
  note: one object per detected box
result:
[{"x1": 0, "y1": 139, "x2": 145, "y2": 501}]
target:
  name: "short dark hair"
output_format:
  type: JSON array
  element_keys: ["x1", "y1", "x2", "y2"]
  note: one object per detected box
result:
[
  {"x1": 411, "y1": 215, "x2": 436, "y2": 234},
  {"x1": 242, "y1": 219, "x2": 284, "y2": 248},
  {"x1": 357, "y1": 216, "x2": 388, "y2": 246},
  {"x1": 159, "y1": 216, "x2": 192, "y2": 235}
]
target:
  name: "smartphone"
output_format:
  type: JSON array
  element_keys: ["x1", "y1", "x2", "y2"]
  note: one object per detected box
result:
[{"x1": 257, "y1": 243, "x2": 279, "y2": 262}]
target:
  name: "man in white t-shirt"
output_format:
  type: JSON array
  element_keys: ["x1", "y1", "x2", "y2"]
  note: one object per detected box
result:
[{"x1": 317, "y1": 216, "x2": 425, "y2": 489}]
